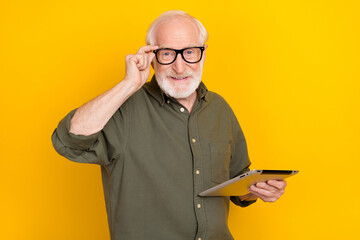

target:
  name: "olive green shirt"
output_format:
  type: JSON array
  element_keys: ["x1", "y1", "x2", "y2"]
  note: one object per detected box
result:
[{"x1": 52, "y1": 76, "x2": 255, "y2": 240}]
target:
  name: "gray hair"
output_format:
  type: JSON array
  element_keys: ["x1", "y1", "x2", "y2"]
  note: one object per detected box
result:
[{"x1": 146, "y1": 10, "x2": 208, "y2": 45}]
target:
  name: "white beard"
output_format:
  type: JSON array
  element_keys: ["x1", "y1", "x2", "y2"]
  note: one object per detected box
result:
[{"x1": 155, "y1": 66, "x2": 203, "y2": 99}]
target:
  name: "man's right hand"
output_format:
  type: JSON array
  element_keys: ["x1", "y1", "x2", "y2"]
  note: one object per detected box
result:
[
  {"x1": 69, "y1": 45, "x2": 159, "y2": 136},
  {"x1": 123, "y1": 45, "x2": 159, "y2": 91}
]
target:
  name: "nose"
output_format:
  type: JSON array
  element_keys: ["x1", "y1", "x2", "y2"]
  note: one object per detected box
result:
[{"x1": 172, "y1": 53, "x2": 186, "y2": 74}]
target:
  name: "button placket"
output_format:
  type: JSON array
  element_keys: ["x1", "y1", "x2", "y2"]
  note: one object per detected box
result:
[{"x1": 188, "y1": 115, "x2": 206, "y2": 240}]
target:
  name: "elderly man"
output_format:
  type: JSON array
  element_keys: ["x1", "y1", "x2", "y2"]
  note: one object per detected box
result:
[{"x1": 52, "y1": 10, "x2": 286, "y2": 240}]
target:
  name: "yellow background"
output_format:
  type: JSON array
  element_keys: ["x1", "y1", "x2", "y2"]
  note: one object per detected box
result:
[{"x1": 1, "y1": 0, "x2": 359, "y2": 239}]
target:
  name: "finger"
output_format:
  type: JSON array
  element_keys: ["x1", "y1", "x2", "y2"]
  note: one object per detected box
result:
[
  {"x1": 130, "y1": 53, "x2": 148, "y2": 71},
  {"x1": 254, "y1": 182, "x2": 278, "y2": 193},
  {"x1": 249, "y1": 185, "x2": 274, "y2": 198},
  {"x1": 248, "y1": 186, "x2": 279, "y2": 202},
  {"x1": 139, "y1": 54, "x2": 151, "y2": 71},
  {"x1": 247, "y1": 188, "x2": 270, "y2": 201},
  {"x1": 137, "y1": 45, "x2": 159, "y2": 54},
  {"x1": 139, "y1": 52, "x2": 156, "y2": 71},
  {"x1": 126, "y1": 54, "x2": 138, "y2": 68},
  {"x1": 136, "y1": 55, "x2": 145, "y2": 68},
  {"x1": 127, "y1": 55, "x2": 145, "y2": 72},
  {"x1": 267, "y1": 179, "x2": 287, "y2": 190},
  {"x1": 148, "y1": 52, "x2": 156, "y2": 63}
]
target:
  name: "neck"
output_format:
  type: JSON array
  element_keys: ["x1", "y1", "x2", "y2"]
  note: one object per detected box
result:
[{"x1": 176, "y1": 91, "x2": 197, "y2": 113}]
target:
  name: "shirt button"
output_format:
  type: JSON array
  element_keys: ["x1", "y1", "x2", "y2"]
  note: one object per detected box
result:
[
  {"x1": 195, "y1": 170, "x2": 200, "y2": 175},
  {"x1": 192, "y1": 138, "x2": 196, "y2": 143},
  {"x1": 167, "y1": 100, "x2": 170, "y2": 104},
  {"x1": 180, "y1": 107, "x2": 185, "y2": 112},
  {"x1": 197, "y1": 204, "x2": 201, "y2": 209}
]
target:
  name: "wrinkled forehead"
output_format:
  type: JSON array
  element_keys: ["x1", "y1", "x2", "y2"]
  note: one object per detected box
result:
[{"x1": 153, "y1": 16, "x2": 201, "y2": 48}]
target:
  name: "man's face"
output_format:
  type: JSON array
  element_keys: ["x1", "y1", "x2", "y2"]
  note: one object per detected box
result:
[{"x1": 152, "y1": 17, "x2": 207, "y2": 100}]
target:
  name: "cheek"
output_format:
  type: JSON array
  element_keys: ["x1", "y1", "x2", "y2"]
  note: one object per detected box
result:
[
  {"x1": 189, "y1": 63, "x2": 202, "y2": 73},
  {"x1": 155, "y1": 65, "x2": 171, "y2": 74}
]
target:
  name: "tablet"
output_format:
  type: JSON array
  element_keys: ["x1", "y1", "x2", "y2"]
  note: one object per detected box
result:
[{"x1": 198, "y1": 169, "x2": 299, "y2": 197}]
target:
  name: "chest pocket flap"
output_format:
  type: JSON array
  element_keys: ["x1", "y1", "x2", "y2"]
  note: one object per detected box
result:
[{"x1": 210, "y1": 142, "x2": 231, "y2": 184}]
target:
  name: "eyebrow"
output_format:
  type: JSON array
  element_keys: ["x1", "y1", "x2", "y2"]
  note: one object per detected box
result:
[{"x1": 158, "y1": 44, "x2": 201, "y2": 49}]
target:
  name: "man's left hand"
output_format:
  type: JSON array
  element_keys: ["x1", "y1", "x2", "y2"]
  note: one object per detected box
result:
[{"x1": 239, "y1": 180, "x2": 287, "y2": 203}]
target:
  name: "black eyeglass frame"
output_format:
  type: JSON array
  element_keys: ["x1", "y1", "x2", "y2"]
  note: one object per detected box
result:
[{"x1": 153, "y1": 46, "x2": 205, "y2": 65}]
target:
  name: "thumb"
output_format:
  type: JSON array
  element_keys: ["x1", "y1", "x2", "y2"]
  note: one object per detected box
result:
[{"x1": 148, "y1": 52, "x2": 156, "y2": 64}]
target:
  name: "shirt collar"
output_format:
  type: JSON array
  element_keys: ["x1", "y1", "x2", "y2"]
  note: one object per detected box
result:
[{"x1": 144, "y1": 75, "x2": 208, "y2": 106}]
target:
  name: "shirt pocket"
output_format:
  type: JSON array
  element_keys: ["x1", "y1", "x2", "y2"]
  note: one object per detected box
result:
[{"x1": 210, "y1": 142, "x2": 231, "y2": 184}]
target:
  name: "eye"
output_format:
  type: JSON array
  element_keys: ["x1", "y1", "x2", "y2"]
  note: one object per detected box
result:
[{"x1": 160, "y1": 50, "x2": 175, "y2": 57}]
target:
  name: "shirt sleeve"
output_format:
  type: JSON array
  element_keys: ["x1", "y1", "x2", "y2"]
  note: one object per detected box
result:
[
  {"x1": 51, "y1": 107, "x2": 127, "y2": 166},
  {"x1": 229, "y1": 112, "x2": 257, "y2": 207},
  {"x1": 229, "y1": 168, "x2": 258, "y2": 207}
]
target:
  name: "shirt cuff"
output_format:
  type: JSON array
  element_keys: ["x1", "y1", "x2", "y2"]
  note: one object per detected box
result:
[
  {"x1": 230, "y1": 196, "x2": 257, "y2": 207},
  {"x1": 55, "y1": 109, "x2": 100, "y2": 150}
]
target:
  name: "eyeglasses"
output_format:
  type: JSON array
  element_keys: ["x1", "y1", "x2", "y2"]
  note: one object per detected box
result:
[{"x1": 153, "y1": 46, "x2": 205, "y2": 65}]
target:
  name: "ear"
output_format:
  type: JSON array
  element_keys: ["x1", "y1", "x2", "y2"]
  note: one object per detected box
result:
[
  {"x1": 151, "y1": 56, "x2": 157, "y2": 70},
  {"x1": 202, "y1": 44, "x2": 208, "y2": 62}
]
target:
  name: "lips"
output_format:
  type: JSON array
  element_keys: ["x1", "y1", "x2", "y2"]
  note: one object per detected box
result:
[{"x1": 170, "y1": 76, "x2": 189, "y2": 80}]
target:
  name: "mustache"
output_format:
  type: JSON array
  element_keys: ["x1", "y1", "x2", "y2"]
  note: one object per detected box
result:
[{"x1": 167, "y1": 70, "x2": 193, "y2": 78}]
